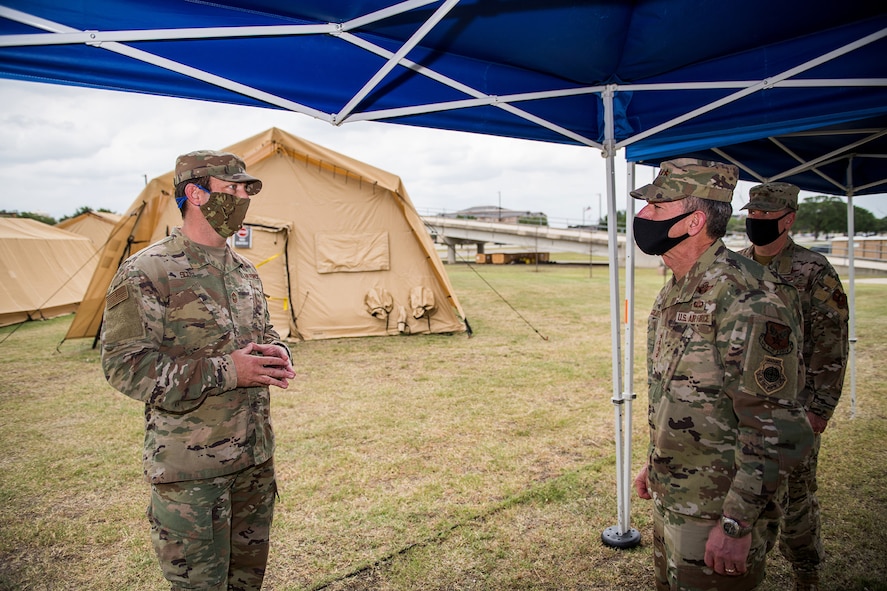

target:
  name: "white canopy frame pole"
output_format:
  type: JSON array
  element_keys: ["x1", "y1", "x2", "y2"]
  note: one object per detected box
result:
[
  {"x1": 621, "y1": 164, "x2": 638, "y2": 532},
  {"x1": 845, "y1": 160, "x2": 858, "y2": 417},
  {"x1": 601, "y1": 85, "x2": 640, "y2": 548},
  {"x1": 334, "y1": 0, "x2": 461, "y2": 123}
]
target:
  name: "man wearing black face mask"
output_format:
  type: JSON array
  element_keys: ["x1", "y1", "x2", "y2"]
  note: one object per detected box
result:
[
  {"x1": 101, "y1": 150, "x2": 296, "y2": 590},
  {"x1": 631, "y1": 159, "x2": 813, "y2": 591},
  {"x1": 740, "y1": 183, "x2": 849, "y2": 591}
]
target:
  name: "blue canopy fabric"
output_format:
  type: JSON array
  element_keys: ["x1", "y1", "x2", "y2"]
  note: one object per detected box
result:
[
  {"x1": 1, "y1": 1, "x2": 885, "y2": 196},
  {"x1": 629, "y1": 112, "x2": 887, "y2": 198},
  {"x1": 2, "y1": 0, "x2": 885, "y2": 548}
]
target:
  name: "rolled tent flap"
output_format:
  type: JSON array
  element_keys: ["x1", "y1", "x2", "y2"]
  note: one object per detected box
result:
[
  {"x1": 410, "y1": 285, "x2": 435, "y2": 320},
  {"x1": 365, "y1": 287, "x2": 394, "y2": 320},
  {"x1": 410, "y1": 285, "x2": 435, "y2": 333}
]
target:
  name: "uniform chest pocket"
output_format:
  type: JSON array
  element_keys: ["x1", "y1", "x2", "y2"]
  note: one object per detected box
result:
[
  {"x1": 228, "y1": 273, "x2": 262, "y2": 331},
  {"x1": 651, "y1": 323, "x2": 694, "y2": 381},
  {"x1": 165, "y1": 283, "x2": 232, "y2": 355},
  {"x1": 651, "y1": 322, "x2": 722, "y2": 404}
]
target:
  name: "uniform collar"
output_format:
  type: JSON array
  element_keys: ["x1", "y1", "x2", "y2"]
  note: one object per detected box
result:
[
  {"x1": 771, "y1": 236, "x2": 797, "y2": 276},
  {"x1": 664, "y1": 239, "x2": 726, "y2": 306},
  {"x1": 171, "y1": 227, "x2": 242, "y2": 273}
]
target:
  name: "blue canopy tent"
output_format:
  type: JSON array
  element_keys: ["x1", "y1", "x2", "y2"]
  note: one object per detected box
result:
[{"x1": 2, "y1": 0, "x2": 885, "y2": 549}]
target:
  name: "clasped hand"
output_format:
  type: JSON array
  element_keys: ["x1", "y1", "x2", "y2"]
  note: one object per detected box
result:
[{"x1": 232, "y1": 342, "x2": 296, "y2": 389}]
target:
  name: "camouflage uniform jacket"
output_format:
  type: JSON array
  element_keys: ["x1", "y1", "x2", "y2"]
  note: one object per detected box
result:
[
  {"x1": 739, "y1": 238, "x2": 849, "y2": 421},
  {"x1": 101, "y1": 227, "x2": 289, "y2": 484},
  {"x1": 646, "y1": 240, "x2": 813, "y2": 525}
]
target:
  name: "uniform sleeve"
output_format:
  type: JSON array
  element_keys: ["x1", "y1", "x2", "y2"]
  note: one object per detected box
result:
[
  {"x1": 260, "y1": 294, "x2": 290, "y2": 359},
  {"x1": 100, "y1": 264, "x2": 237, "y2": 413},
  {"x1": 248, "y1": 260, "x2": 291, "y2": 362},
  {"x1": 804, "y1": 270, "x2": 849, "y2": 420},
  {"x1": 718, "y1": 293, "x2": 813, "y2": 524}
]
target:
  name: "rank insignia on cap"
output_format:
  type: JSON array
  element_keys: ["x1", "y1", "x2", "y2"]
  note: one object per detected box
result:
[
  {"x1": 755, "y1": 356, "x2": 788, "y2": 394},
  {"x1": 760, "y1": 321, "x2": 793, "y2": 356}
]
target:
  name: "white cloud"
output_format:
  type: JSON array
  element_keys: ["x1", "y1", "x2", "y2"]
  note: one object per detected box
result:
[{"x1": 1, "y1": 78, "x2": 884, "y2": 224}]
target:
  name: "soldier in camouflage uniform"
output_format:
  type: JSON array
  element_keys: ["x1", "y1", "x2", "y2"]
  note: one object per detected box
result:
[
  {"x1": 631, "y1": 159, "x2": 814, "y2": 591},
  {"x1": 101, "y1": 150, "x2": 296, "y2": 591},
  {"x1": 740, "y1": 183, "x2": 849, "y2": 591}
]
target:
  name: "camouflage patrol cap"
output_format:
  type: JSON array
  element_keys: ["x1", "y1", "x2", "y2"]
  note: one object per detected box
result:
[
  {"x1": 741, "y1": 182, "x2": 799, "y2": 212},
  {"x1": 174, "y1": 150, "x2": 262, "y2": 195},
  {"x1": 630, "y1": 158, "x2": 738, "y2": 203}
]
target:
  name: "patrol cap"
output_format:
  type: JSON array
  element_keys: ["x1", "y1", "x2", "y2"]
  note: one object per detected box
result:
[
  {"x1": 630, "y1": 158, "x2": 738, "y2": 203},
  {"x1": 174, "y1": 150, "x2": 262, "y2": 195},
  {"x1": 741, "y1": 182, "x2": 799, "y2": 212}
]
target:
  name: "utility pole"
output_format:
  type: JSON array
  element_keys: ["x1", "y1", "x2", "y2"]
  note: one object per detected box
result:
[{"x1": 597, "y1": 192, "x2": 602, "y2": 228}]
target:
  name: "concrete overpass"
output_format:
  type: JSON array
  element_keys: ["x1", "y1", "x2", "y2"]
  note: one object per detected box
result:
[{"x1": 421, "y1": 216, "x2": 660, "y2": 267}]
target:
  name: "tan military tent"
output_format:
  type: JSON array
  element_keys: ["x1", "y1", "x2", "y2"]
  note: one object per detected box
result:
[
  {"x1": 56, "y1": 211, "x2": 123, "y2": 250},
  {"x1": 0, "y1": 217, "x2": 98, "y2": 327},
  {"x1": 66, "y1": 127, "x2": 467, "y2": 344}
]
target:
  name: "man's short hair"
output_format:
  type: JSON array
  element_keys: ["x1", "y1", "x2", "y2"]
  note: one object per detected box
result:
[
  {"x1": 683, "y1": 196, "x2": 732, "y2": 238},
  {"x1": 174, "y1": 175, "x2": 211, "y2": 218}
]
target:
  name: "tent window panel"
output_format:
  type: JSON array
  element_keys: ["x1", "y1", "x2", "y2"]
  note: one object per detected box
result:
[{"x1": 315, "y1": 232, "x2": 390, "y2": 274}]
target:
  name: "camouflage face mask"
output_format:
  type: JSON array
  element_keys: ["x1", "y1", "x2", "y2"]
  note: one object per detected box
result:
[{"x1": 200, "y1": 190, "x2": 250, "y2": 238}]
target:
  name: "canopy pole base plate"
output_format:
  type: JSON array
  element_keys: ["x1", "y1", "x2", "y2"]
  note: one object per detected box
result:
[{"x1": 601, "y1": 526, "x2": 641, "y2": 549}]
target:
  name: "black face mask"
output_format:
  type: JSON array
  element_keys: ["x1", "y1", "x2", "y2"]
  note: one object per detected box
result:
[
  {"x1": 745, "y1": 211, "x2": 791, "y2": 247},
  {"x1": 633, "y1": 210, "x2": 694, "y2": 255}
]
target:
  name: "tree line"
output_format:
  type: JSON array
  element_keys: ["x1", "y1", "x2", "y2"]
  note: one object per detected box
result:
[
  {"x1": 0, "y1": 205, "x2": 117, "y2": 226},
  {"x1": 791, "y1": 195, "x2": 886, "y2": 237}
]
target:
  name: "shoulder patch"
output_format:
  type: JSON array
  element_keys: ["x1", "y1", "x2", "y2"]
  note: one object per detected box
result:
[
  {"x1": 813, "y1": 284, "x2": 848, "y2": 315},
  {"x1": 759, "y1": 321, "x2": 793, "y2": 356},
  {"x1": 832, "y1": 289, "x2": 848, "y2": 307},
  {"x1": 103, "y1": 283, "x2": 145, "y2": 343},
  {"x1": 754, "y1": 356, "x2": 788, "y2": 394},
  {"x1": 106, "y1": 284, "x2": 129, "y2": 310}
]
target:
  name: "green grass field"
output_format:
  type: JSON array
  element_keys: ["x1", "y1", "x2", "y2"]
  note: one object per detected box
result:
[{"x1": 1, "y1": 264, "x2": 885, "y2": 590}]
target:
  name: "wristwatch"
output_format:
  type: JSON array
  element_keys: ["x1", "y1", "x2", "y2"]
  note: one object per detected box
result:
[{"x1": 720, "y1": 516, "x2": 753, "y2": 538}]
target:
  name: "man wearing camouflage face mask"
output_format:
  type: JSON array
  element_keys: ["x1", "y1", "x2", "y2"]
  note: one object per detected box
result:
[{"x1": 101, "y1": 149, "x2": 295, "y2": 590}]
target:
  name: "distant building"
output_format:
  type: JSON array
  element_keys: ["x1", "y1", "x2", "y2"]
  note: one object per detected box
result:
[{"x1": 443, "y1": 205, "x2": 548, "y2": 226}]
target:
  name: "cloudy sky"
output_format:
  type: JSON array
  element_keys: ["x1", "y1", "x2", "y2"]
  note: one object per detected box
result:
[{"x1": 2, "y1": 78, "x2": 885, "y2": 226}]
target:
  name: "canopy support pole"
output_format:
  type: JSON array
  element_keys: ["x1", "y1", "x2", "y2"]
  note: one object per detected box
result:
[
  {"x1": 846, "y1": 161, "x2": 857, "y2": 417},
  {"x1": 602, "y1": 86, "x2": 641, "y2": 549}
]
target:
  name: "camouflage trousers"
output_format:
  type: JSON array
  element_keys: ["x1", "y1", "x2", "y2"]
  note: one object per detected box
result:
[
  {"x1": 652, "y1": 504, "x2": 771, "y2": 591},
  {"x1": 147, "y1": 459, "x2": 277, "y2": 591},
  {"x1": 774, "y1": 432, "x2": 823, "y2": 573}
]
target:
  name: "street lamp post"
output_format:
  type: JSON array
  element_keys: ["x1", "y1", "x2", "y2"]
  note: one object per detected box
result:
[{"x1": 597, "y1": 192, "x2": 602, "y2": 228}]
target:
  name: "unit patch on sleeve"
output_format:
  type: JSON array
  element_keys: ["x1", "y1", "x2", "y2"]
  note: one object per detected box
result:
[
  {"x1": 754, "y1": 356, "x2": 788, "y2": 394},
  {"x1": 759, "y1": 321, "x2": 793, "y2": 356}
]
